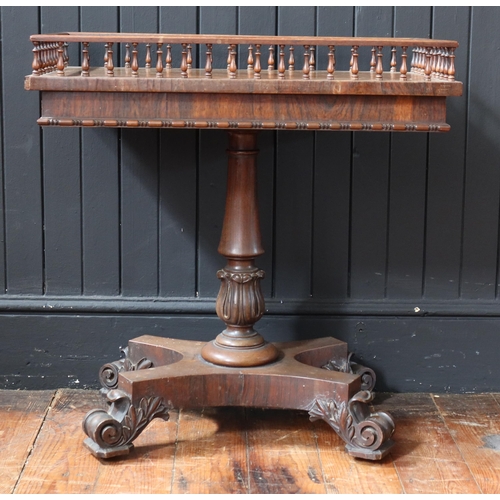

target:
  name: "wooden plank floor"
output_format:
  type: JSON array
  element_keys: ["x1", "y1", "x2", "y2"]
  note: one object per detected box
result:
[{"x1": 1, "y1": 389, "x2": 499, "y2": 494}]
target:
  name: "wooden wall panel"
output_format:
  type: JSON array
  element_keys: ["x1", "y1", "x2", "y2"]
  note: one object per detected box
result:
[
  {"x1": 313, "y1": 7, "x2": 353, "y2": 300},
  {"x1": 426, "y1": 7, "x2": 470, "y2": 300},
  {"x1": 274, "y1": 7, "x2": 315, "y2": 299},
  {"x1": 349, "y1": 7, "x2": 393, "y2": 299},
  {"x1": 0, "y1": 9, "x2": 5, "y2": 294},
  {"x1": 385, "y1": 7, "x2": 431, "y2": 300},
  {"x1": 41, "y1": 7, "x2": 82, "y2": 296},
  {"x1": 159, "y1": 7, "x2": 198, "y2": 298},
  {"x1": 461, "y1": 7, "x2": 500, "y2": 300},
  {"x1": 120, "y1": 8, "x2": 159, "y2": 297},
  {"x1": 1, "y1": 6, "x2": 500, "y2": 390},
  {"x1": 80, "y1": 7, "x2": 120, "y2": 295},
  {"x1": 1, "y1": 7, "x2": 42, "y2": 294}
]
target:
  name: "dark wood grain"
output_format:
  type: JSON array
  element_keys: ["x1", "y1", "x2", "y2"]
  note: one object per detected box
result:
[{"x1": 30, "y1": 32, "x2": 460, "y2": 47}]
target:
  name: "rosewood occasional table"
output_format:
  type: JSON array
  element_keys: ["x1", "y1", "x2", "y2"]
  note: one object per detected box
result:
[{"x1": 25, "y1": 33, "x2": 462, "y2": 460}]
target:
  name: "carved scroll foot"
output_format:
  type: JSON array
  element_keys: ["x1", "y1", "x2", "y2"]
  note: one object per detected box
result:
[
  {"x1": 82, "y1": 389, "x2": 170, "y2": 459},
  {"x1": 322, "y1": 352, "x2": 376, "y2": 392},
  {"x1": 98, "y1": 346, "x2": 153, "y2": 395},
  {"x1": 309, "y1": 390, "x2": 395, "y2": 460}
]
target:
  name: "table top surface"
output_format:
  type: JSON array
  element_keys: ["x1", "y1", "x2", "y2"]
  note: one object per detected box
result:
[{"x1": 25, "y1": 33, "x2": 462, "y2": 132}]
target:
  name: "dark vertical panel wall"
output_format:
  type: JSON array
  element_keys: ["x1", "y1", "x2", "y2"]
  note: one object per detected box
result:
[
  {"x1": 313, "y1": 7, "x2": 353, "y2": 300},
  {"x1": 462, "y1": 7, "x2": 500, "y2": 300},
  {"x1": 159, "y1": 7, "x2": 198, "y2": 298},
  {"x1": 3, "y1": 6, "x2": 500, "y2": 392},
  {"x1": 80, "y1": 7, "x2": 120, "y2": 295},
  {"x1": 350, "y1": 7, "x2": 392, "y2": 299},
  {"x1": 425, "y1": 7, "x2": 470, "y2": 300},
  {"x1": 1, "y1": 7, "x2": 42, "y2": 294},
  {"x1": 41, "y1": 7, "x2": 82, "y2": 296},
  {"x1": 275, "y1": 7, "x2": 315, "y2": 299}
]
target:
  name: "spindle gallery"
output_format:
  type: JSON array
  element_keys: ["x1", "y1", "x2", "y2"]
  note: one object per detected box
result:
[{"x1": 25, "y1": 32, "x2": 462, "y2": 461}]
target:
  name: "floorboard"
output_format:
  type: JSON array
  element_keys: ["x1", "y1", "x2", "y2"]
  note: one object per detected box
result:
[
  {"x1": 433, "y1": 393, "x2": 500, "y2": 494},
  {"x1": 1, "y1": 390, "x2": 500, "y2": 494},
  {"x1": 0, "y1": 389, "x2": 55, "y2": 494},
  {"x1": 378, "y1": 393, "x2": 481, "y2": 494},
  {"x1": 246, "y1": 409, "x2": 327, "y2": 494},
  {"x1": 171, "y1": 407, "x2": 249, "y2": 494}
]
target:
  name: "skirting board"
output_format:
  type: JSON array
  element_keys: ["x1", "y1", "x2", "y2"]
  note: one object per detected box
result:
[{"x1": 0, "y1": 313, "x2": 497, "y2": 393}]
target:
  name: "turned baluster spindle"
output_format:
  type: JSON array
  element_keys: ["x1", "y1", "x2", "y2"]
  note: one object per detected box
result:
[
  {"x1": 309, "y1": 46, "x2": 316, "y2": 71},
  {"x1": 165, "y1": 44, "x2": 172, "y2": 69},
  {"x1": 268, "y1": 45, "x2": 275, "y2": 71},
  {"x1": 156, "y1": 43, "x2": 163, "y2": 77},
  {"x1": 229, "y1": 44, "x2": 237, "y2": 79},
  {"x1": 32, "y1": 42, "x2": 41, "y2": 75},
  {"x1": 145, "y1": 43, "x2": 152, "y2": 69},
  {"x1": 63, "y1": 42, "x2": 69, "y2": 67},
  {"x1": 351, "y1": 45, "x2": 359, "y2": 79},
  {"x1": 181, "y1": 43, "x2": 188, "y2": 78},
  {"x1": 399, "y1": 46, "x2": 408, "y2": 80},
  {"x1": 40, "y1": 43, "x2": 47, "y2": 74},
  {"x1": 440, "y1": 48, "x2": 447, "y2": 78},
  {"x1": 104, "y1": 42, "x2": 108, "y2": 68},
  {"x1": 81, "y1": 41, "x2": 90, "y2": 77},
  {"x1": 45, "y1": 43, "x2": 51, "y2": 72},
  {"x1": 44, "y1": 43, "x2": 50, "y2": 73},
  {"x1": 350, "y1": 46, "x2": 354, "y2": 71},
  {"x1": 375, "y1": 46, "x2": 383, "y2": 79},
  {"x1": 50, "y1": 42, "x2": 56, "y2": 71},
  {"x1": 327, "y1": 45, "x2": 335, "y2": 80},
  {"x1": 420, "y1": 47, "x2": 425, "y2": 74},
  {"x1": 254, "y1": 44, "x2": 261, "y2": 79},
  {"x1": 288, "y1": 46, "x2": 295, "y2": 71},
  {"x1": 205, "y1": 43, "x2": 213, "y2": 78},
  {"x1": 186, "y1": 44, "x2": 193, "y2": 69},
  {"x1": 431, "y1": 47, "x2": 437, "y2": 77},
  {"x1": 390, "y1": 46, "x2": 397, "y2": 73},
  {"x1": 370, "y1": 46, "x2": 376, "y2": 73},
  {"x1": 38, "y1": 43, "x2": 44, "y2": 74},
  {"x1": 437, "y1": 48, "x2": 443, "y2": 77},
  {"x1": 106, "y1": 42, "x2": 114, "y2": 76},
  {"x1": 47, "y1": 43, "x2": 53, "y2": 72},
  {"x1": 424, "y1": 47, "x2": 432, "y2": 81},
  {"x1": 278, "y1": 44, "x2": 285, "y2": 79},
  {"x1": 57, "y1": 41, "x2": 65, "y2": 75},
  {"x1": 227, "y1": 45, "x2": 231, "y2": 70},
  {"x1": 302, "y1": 45, "x2": 310, "y2": 79},
  {"x1": 124, "y1": 43, "x2": 131, "y2": 68},
  {"x1": 131, "y1": 42, "x2": 139, "y2": 76},
  {"x1": 46, "y1": 43, "x2": 52, "y2": 72},
  {"x1": 448, "y1": 47, "x2": 456, "y2": 81},
  {"x1": 247, "y1": 45, "x2": 254, "y2": 71}
]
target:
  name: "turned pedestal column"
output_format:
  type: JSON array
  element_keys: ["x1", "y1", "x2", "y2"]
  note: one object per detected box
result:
[{"x1": 201, "y1": 131, "x2": 279, "y2": 367}]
